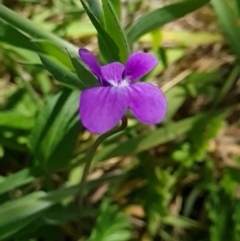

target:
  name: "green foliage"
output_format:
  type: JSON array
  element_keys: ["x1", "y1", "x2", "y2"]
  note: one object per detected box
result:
[
  {"x1": 0, "y1": 18, "x2": 35, "y2": 51},
  {"x1": 67, "y1": 51, "x2": 98, "y2": 87},
  {"x1": 29, "y1": 89, "x2": 81, "y2": 171},
  {"x1": 0, "y1": 168, "x2": 37, "y2": 195},
  {"x1": 212, "y1": 0, "x2": 240, "y2": 60},
  {"x1": 127, "y1": 0, "x2": 211, "y2": 43},
  {"x1": 102, "y1": 0, "x2": 130, "y2": 62},
  {"x1": 0, "y1": 191, "x2": 53, "y2": 240},
  {"x1": 87, "y1": 200, "x2": 132, "y2": 241},
  {"x1": 0, "y1": 4, "x2": 77, "y2": 53},
  {"x1": 172, "y1": 112, "x2": 225, "y2": 167},
  {"x1": 93, "y1": 114, "x2": 203, "y2": 162},
  {"x1": 207, "y1": 190, "x2": 240, "y2": 241},
  {"x1": 1, "y1": 0, "x2": 240, "y2": 240},
  {"x1": 79, "y1": 0, "x2": 120, "y2": 62},
  {"x1": 39, "y1": 54, "x2": 85, "y2": 89}
]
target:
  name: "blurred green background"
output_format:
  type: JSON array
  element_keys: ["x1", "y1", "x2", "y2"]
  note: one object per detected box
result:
[{"x1": 0, "y1": 0, "x2": 240, "y2": 240}]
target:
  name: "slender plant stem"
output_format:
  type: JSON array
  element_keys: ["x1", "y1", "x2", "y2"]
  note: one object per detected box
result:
[
  {"x1": 212, "y1": 65, "x2": 240, "y2": 108},
  {"x1": 77, "y1": 116, "x2": 128, "y2": 209}
]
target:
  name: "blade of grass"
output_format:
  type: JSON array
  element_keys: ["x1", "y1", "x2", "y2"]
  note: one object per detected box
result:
[
  {"x1": 212, "y1": 65, "x2": 240, "y2": 108},
  {"x1": 110, "y1": 0, "x2": 121, "y2": 19},
  {"x1": 94, "y1": 110, "x2": 229, "y2": 162},
  {"x1": 0, "y1": 5, "x2": 77, "y2": 53},
  {"x1": 127, "y1": 0, "x2": 210, "y2": 44},
  {"x1": 39, "y1": 54, "x2": 85, "y2": 89},
  {"x1": 79, "y1": 0, "x2": 120, "y2": 62},
  {"x1": 211, "y1": 0, "x2": 240, "y2": 60},
  {"x1": 0, "y1": 19, "x2": 34, "y2": 51},
  {"x1": 102, "y1": 0, "x2": 129, "y2": 61},
  {"x1": 0, "y1": 168, "x2": 38, "y2": 195},
  {"x1": 86, "y1": 0, "x2": 103, "y2": 22},
  {"x1": 66, "y1": 50, "x2": 97, "y2": 87}
]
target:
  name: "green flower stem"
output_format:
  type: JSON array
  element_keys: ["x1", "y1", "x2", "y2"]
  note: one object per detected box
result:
[
  {"x1": 78, "y1": 116, "x2": 128, "y2": 209},
  {"x1": 211, "y1": 65, "x2": 240, "y2": 108}
]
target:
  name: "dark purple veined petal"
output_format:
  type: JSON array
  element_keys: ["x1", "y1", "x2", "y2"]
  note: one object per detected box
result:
[
  {"x1": 101, "y1": 62, "x2": 125, "y2": 85},
  {"x1": 128, "y1": 82, "x2": 167, "y2": 124},
  {"x1": 124, "y1": 52, "x2": 158, "y2": 82},
  {"x1": 79, "y1": 86, "x2": 129, "y2": 134},
  {"x1": 79, "y1": 48, "x2": 102, "y2": 79}
]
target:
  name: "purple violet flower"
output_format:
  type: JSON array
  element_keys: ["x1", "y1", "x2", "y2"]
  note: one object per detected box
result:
[{"x1": 79, "y1": 48, "x2": 167, "y2": 134}]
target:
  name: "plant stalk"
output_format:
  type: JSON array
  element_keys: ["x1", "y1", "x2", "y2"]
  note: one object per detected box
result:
[{"x1": 77, "y1": 116, "x2": 128, "y2": 209}]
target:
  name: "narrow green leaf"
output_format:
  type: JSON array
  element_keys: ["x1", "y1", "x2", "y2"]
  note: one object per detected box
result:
[
  {"x1": 127, "y1": 0, "x2": 210, "y2": 43},
  {"x1": 87, "y1": 199, "x2": 131, "y2": 241},
  {"x1": 0, "y1": 19, "x2": 34, "y2": 51},
  {"x1": 207, "y1": 191, "x2": 237, "y2": 241},
  {"x1": 29, "y1": 90, "x2": 81, "y2": 171},
  {"x1": 0, "y1": 4, "x2": 77, "y2": 53},
  {"x1": 33, "y1": 40, "x2": 73, "y2": 69},
  {"x1": 39, "y1": 54, "x2": 85, "y2": 89},
  {"x1": 94, "y1": 116, "x2": 198, "y2": 162},
  {"x1": 164, "y1": 216, "x2": 202, "y2": 229},
  {"x1": 1, "y1": 45, "x2": 42, "y2": 66},
  {"x1": 0, "y1": 111, "x2": 34, "y2": 130},
  {"x1": 94, "y1": 110, "x2": 227, "y2": 162},
  {"x1": 0, "y1": 217, "x2": 35, "y2": 240},
  {"x1": 164, "y1": 86, "x2": 186, "y2": 121},
  {"x1": 0, "y1": 144, "x2": 4, "y2": 158},
  {"x1": 236, "y1": 0, "x2": 240, "y2": 17},
  {"x1": 212, "y1": 65, "x2": 240, "y2": 107},
  {"x1": 66, "y1": 50, "x2": 98, "y2": 87},
  {"x1": 29, "y1": 91, "x2": 64, "y2": 154},
  {"x1": 102, "y1": 0, "x2": 129, "y2": 61},
  {"x1": 0, "y1": 180, "x2": 104, "y2": 239},
  {"x1": 86, "y1": 0, "x2": 103, "y2": 22},
  {"x1": 0, "y1": 168, "x2": 37, "y2": 195},
  {"x1": 0, "y1": 192, "x2": 52, "y2": 228},
  {"x1": 80, "y1": 0, "x2": 120, "y2": 62},
  {"x1": 211, "y1": 0, "x2": 240, "y2": 60},
  {"x1": 0, "y1": 191, "x2": 55, "y2": 239},
  {"x1": 110, "y1": 0, "x2": 121, "y2": 19},
  {"x1": 158, "y1": 47, "x2": 168, "y2": 69}
]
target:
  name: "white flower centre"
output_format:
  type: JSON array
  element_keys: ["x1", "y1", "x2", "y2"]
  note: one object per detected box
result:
[{"x1": 108, "y1": 79, "x2": 129, "y2": 87}]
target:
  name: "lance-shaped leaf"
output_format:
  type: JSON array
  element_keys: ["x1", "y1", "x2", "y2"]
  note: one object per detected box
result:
[
  {"x1": 39, "y1": 54, "x2": 85, "y2": 89},
  {"x1": 127, "y1": 0, "x2": 210, "y2": 43},
  {"x1": 0, "y1": 4, "x2": 77, "y2": 53},
  {"x1": 80, "y1": 0, "x2": 120, "y2": 62},
  {"x1": 66, "y1": 50, "x2": 98, "y2": 87},
  {"x1": 29, "y1": 90, "x2": 81, "y2": 171},
  {"x1": 211, "y1": 0, "x2": 240, "y2": 60},
  {"x1": 102, "y1": 0, "x2": 129, "y2": 62},
  {"x1": 0, "y1": 19, "x2": 34, "y2": 51}
]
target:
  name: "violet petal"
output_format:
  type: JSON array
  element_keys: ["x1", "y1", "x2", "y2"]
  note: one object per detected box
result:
[
  {"x1": 101, "y1": 62, "x2": 125, "y2": 84},
  {"x1": 79, "y1": 86, "x2": 129, "y2": 133},
  {"x1": 79, "y1": 48, "x2": 102, "y2": 78},
  {"x1": 124, "y1": 52, "x2": 158, "y2": 82},
  {"x1": 129, "y1": 82, "x2": 167, "y2": 124}
]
